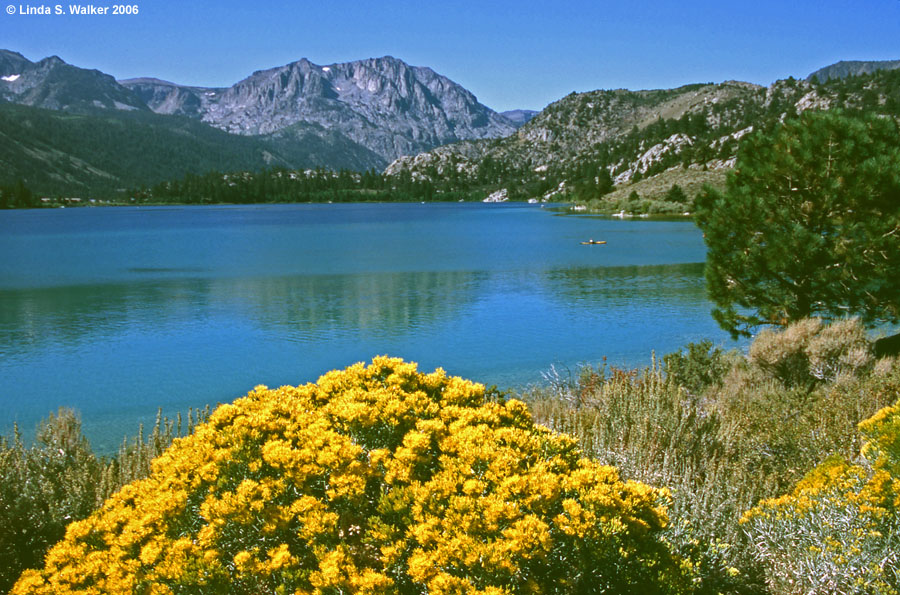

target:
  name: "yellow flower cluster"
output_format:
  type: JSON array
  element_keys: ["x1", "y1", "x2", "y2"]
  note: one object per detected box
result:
[
  {"x1": 743, "y1": 399, "x2": 900, "y2": 524},
  {"x1": 741, "y1": 399, "x2": 900, "y2": 592},
  {"x1": 14, "y1": 357, "x2": 692, "y2": 594}
]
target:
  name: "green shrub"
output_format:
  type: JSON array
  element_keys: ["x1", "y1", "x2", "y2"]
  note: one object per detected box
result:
[
  {"x1": 0, "y1": 408, "x2": 206, "y2": 593},
  {"x1": 0, "y1": 410, "x2": 100, "y2": 594},
  {"x1": 665, "y1": 184, "x2": 689, "y2": 204},
  {"x1": 663, "y1": 340, "x2": 734, "y2": 396}
]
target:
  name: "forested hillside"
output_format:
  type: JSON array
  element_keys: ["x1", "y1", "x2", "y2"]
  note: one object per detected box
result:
[
  {"x1": 0, "y1": 103, "x2": 380, "y2": 196},
  {"x1": 384, "y1": 67, "x2": 900, "y2": 211}
]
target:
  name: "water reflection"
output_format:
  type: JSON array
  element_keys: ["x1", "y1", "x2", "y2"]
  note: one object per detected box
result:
[
  {"x1": 542, "y1": 262, "x2": 707, "y2": 309},
  {"x1": 0, "y1": 270, "x2": 486, "y2": 357},
  {"x1": 0, "y1": 280, "x2": 215, "y2": 357},
  {"x1": 223, "y1": 271, "x2": 485, "y2": 341},
  {"x1": 0, "y1": 264, "x2": 710, "y2": 360}
]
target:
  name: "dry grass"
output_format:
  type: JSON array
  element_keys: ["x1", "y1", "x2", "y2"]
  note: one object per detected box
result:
[
  {"x1": 613, "y1": 167, "x2": 727, "y2": 203},
  {"x1": 578, "y1": 167, "x2": 729, "y2": 214}
]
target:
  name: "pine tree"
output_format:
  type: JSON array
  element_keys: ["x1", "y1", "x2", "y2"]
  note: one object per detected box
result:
[
  {"x1": 695, "y1": 111, "x2": 900, "y2": 337},
  {"x1": 664, "y1": 184, "x2": 688, "y2": 204},
  {"x1": 12, "y1": 179, "x2": 35, "y2": 208}
]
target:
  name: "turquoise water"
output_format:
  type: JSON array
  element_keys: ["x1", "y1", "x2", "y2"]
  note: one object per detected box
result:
[{"x1": 0, "y1": 203, "x2": 741, "y2": 452}]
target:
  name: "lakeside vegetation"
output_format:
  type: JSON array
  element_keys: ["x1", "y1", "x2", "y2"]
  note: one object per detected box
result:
[
  {"x1": 528, "y1": 319, "x2": 900, "y2": 593},
  {"x1": 3, "y1": 324, "x2": 900, "y2": 593},
  {"x1": 0, "y1": 408, "x2": 210, "y2": 593},
  {"x1": 695, "y1": 110, "x2": 900, "y2": 338},
  {"x1": 137, "y1": 168, "x2": 486, "y2": 205},
  {"x1": 0, "y1": 180, "x2": 42, "y2": 209},
  {"x1": 0, "y1": 168, "x2": 492, "y2": 209}
]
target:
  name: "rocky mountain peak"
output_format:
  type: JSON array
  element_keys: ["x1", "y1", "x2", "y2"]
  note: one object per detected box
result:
[
  {"x1": 0, "y1": 50, "x2": 30, "y2": 75},
  {"x1": 37, "y1": 55, "x2": 66, "y2": 67},
  {"x1": 121, "y1": 54, "x2": 515, "y2": 164},
  {"x1": 0, "y1": 50, "x2": 147, "y2": 112},
  {"x1": 2, "y1": 48, "x2": 515, "y2": 168}
]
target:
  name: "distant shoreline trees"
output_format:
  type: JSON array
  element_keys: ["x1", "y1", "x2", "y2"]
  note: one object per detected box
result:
[{"x1": 0, "y1": 180, "x2": 40, "y2": 209}]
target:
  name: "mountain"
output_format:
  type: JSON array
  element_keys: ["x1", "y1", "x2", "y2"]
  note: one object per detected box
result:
[
  {"x1": 0, "y1": 49, "x2": 32, "y2": 75},
  {"x1": 0, "y1": 51, "x2": 517, "y2": 193},
  {"x1": 0, "y1": 50, "x2": 147, "y2": 112},
  {"x1": 120, "y1": 56, "x2": 516, "y2": 163},
  {"x1": 385, "y1": 80, "x2": 765, "y2": 186},
  {"x1": 385, "y1": 66, "x2": 900, "y2": 209},
  {"x1": 807, "y1": 59, "x2": 900, "y2": 82},
  {"x1": 117, "y1": 77, "x2": 213, "y2": 117},
  {"x1": 5, "y1": 50, "x2": 900, "y2": 203},
  {"x1": 500, "y1": 109, "x2": 538, "y2": 128}
]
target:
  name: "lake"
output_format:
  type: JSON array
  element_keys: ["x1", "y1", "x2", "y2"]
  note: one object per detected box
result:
[{"x1": 0, "y1": 202, "x2": 742, "y2": 452}]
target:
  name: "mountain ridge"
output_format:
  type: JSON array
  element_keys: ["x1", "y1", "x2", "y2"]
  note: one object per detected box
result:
[
  {"x1": 807, "y1": 59, "x2": 900, "y2": 82},
  {"x1": 382, "y1": 66, "x2": 900, "y2": 210},
  {"x1": 0, "y1": 101, "x2": 387, "y2": 195},
  {"x1": 0, "y1": 50, "x2": 148, "y2": 112},
  {"x1": 3, "y1": 52, "x2": 900, "y2": 202},
  {"x1": 118, "y1": 55, "x2": 516, "y2": 163},
  {"x1": 1, "y1": 50, "x2": 517, "y2": 175},
  {"x1": 0, "y1": 50, "x2": 519, "y2": 192}
]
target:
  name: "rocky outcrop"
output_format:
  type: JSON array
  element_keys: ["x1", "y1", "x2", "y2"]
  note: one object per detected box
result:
[
  {"x1": 483, "y1": 188, "x2": 508, "y2": 202},
  {"x1": 386, "y1": 80, "x2": 766, "y2": 183}
]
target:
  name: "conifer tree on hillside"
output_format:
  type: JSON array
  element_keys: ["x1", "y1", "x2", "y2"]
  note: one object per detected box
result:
[{"x1": 694, "y1": 111, "x2": 900, "y2": 337}]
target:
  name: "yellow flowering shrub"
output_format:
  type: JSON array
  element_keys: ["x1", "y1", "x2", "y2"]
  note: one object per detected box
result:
[
  {"x1": 741, "y1": 399, "x2": 900, "y2": 594},
  {"x1": 13, "y1": 357, "x2": 694, "y2": 594}
]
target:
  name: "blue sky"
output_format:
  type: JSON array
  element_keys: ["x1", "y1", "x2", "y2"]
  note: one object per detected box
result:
[{"x1": 1, "y1": 0, "x2": 898, "y2": 112}]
